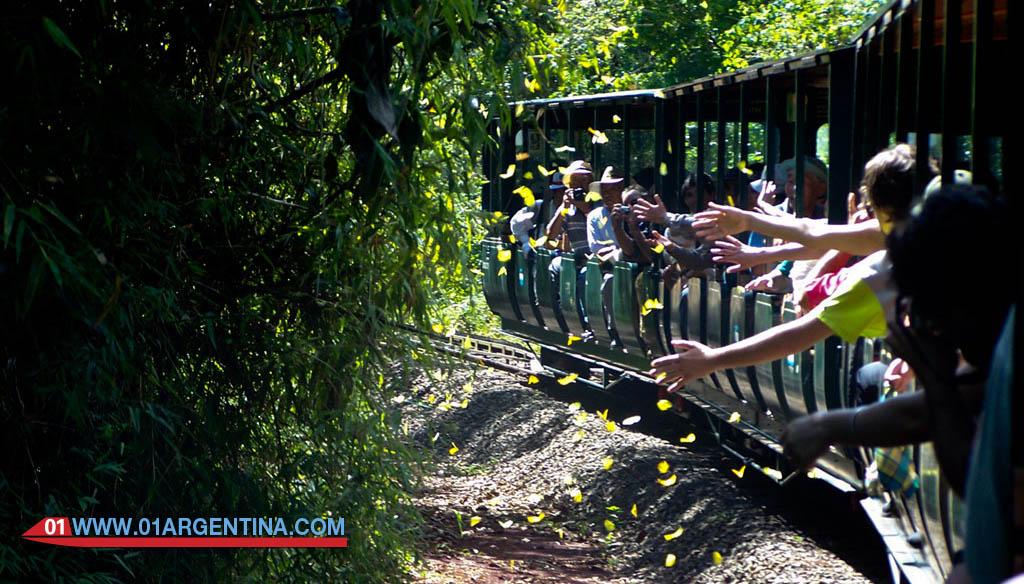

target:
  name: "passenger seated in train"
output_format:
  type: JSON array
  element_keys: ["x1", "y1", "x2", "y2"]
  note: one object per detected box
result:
[
  {"x1": 754, "y1": 156, "x2": 829, "y2": 219},
  {"x1": 544, "y1": 159, "x2": 594, "y2": 328},
  {"x1": 616, "y1": 184, "x2": 658, "y2": 265},
  {"x1": 586, "y1": 166, "x2": 634, "y2": 343},
  {"x1": 780, "y1": 184, "x2": 1016, "y2": 584},
  {"x1": 679, "y1": 169, "x2": 715, "y2": 214},
  {"x1": 649, "y1": 144, "x2": 926, "y2": 393}
]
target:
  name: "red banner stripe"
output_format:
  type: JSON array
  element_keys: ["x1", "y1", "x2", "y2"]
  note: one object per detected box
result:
[{"x1": 23, "y1": 536, "x2": 348, "y2": 548}]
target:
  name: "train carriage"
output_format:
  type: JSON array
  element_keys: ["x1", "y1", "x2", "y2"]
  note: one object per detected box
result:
[{"x1": 479, "y1": 1, "x2": 1013, "y2": 582}]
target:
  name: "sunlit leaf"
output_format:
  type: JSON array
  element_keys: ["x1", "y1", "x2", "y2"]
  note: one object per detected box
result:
[
  {"x1": 762, "y1": 467, "x2": 783, "y2": 480},
  {"x1": 622, "y1": 415, "x2": 641, "y2": 426},
  {"x1": 508, "y1": 234, "x2": 517, "y2": 244},
  {"x1": 597, "y1": 409, "x2": 608, "y2": 420},
  {"x1": 499, "y1": 164, "x2": 516, "y2": 179},
  {"x1": 603, "y1": 519, "x2": 615, "y2": 532},
  {"x1": 712, "y1": 551, "x2": 723, "y2": 565},
  {"x1": 449, "y1": 443, "x2": 459, "y2": 455},
  {"x1": 537, "y1": 165, "x2": 555, "y2": 177},
  {"x1": 497, "y1": 266, "x2": 508, "y2": 276},
  {"x1": 664, "y1": 527, "x2": 684, "y2": 541},
  {"x1": 657, "y1": 460, "x2": 669, "y2": 474},
  {"x1": 527, "y1": 512, "x2": 545, "y2": 523},
  {"x1": 515, "y1": 151, "x2": 530, "y2": 161},
  {"x1": 428, "y1": 395, "x2": 436, "y2": 404},
  {"x1": 665, "y1": 553, "x2": 677, "y2": 567},
  {"x1": 727, "y1": 195, "x2": 735, "y2": 206},
  {"x1": 534, "y1": 235, "x2": 548, "y2": 247},
  {"x1": 660, "y1": 162, "x2": 668, "y2": 176},
  {"x1": 807, "y1": 469, "x2": 818, "y2": 479},
  {"x1": 528, "y1": 375, "x2": 540, "y2": 384},
  {"x1": 732, "y1": 465, "x2": 746, "y2": 478},
  {"x1": 585, "y1": 191, "x2": 602, "y2": 203},
  {"x1": 515, "y1": 103, "x2": 525, "y2": 117},
  {"x1": 557, "y1": 373, "x2": 578, "y2": 385},
  {"x1": 605, "y1": 421, "x2": 617, "y2": 433},
  {"x1": 470, "y1": 516, "x2": 482, "y2": 527},
  {"x1": 728, "y1": 411, "x2": 741, "y2": 423},
  {"x1": 462, "y1": 336, "x2": 473, "y2": 349},
  {"x1": 738, "y1": 161, "x2": 754, "y2": 176},
  {"x1": 655, "y1": 372, "x2": 667, "y2": 383},
  {"x1": 631, "y1": 504, "x2": 638, "y2": 518},
  {"x1": 657, "y1": 474, "x2": 677, "y2": 486},
  {"x1": 573, "y1": 429, "x2": 584, "y2": 442},
  {"x1": 569, "y1": 488, "x2": 582, "y2": 503},
  {"x1": 554, "y1": 145, "x2": 576, "y2": 153},
  {"x1": 679, "y1": 433, "x2": 696, "y2": 443},
  {"x1": 561, "y1": 207, "x2": 569, "y2": 216},
  {"x1": 567, "y1": 335, "x2": 582, "y2": 346},
  {"x1": 567, "y1": 402, "x2": 581, "y2": 412},
  {"x1": 432, "y1": 323, "x2": 444, "y2": 333},
  {"x1": 499, "y1": 519, "x2": 514, "y2": 529},
  {"x1": 612, "y1": 114, "x2": 621, "y2": 124},
  {"x1": 459, "y1": 399, "x2": 468, "y2": 409},
  {"x1": 667, "y1": 139, "x2": 673, "y2": 154},
  {"x1": 523, "y1": 171, "x2": 534, "y2": 180},
  {"x1": 602, "y1": 457, "x2": 614, "y2": 470},
  {"x1": 497, "y1": 249, "x2": 512, "y2": 262},
  {"x1": 656, "y1": 399, "x2": 673, "y2": 411}
]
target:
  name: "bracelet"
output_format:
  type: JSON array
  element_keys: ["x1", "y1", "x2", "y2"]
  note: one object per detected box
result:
[
  {"x1": 778, "y1": 260, "x2": 794, "y2": 277},
  {"x1": 849, "y1": 406, "x2": 865, "y2": 442}
]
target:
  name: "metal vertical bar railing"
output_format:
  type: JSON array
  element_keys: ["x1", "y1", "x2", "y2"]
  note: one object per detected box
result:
[
  {"x1": 739, "y1": 83, "x2": 750, "y2": 210},
  {"x1": 622, "y1": 104, "x2": 631, "y2": 182},
  {"x1": 592, "y1": 108, "x2": 602, "y2": 173}
]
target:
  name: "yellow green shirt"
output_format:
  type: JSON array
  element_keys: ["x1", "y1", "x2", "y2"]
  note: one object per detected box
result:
[{"x1": 809, "y1": 250, "x2": 893, "y2": 342}]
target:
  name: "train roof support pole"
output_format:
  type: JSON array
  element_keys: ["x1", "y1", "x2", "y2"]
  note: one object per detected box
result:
[
  {"x1": 696, "y1": 91, "x2": 706, "y2": 211},
  {"x1": 716, "y1": 87, "x2": 726, "y2": 205},
  {"x1": 914, "y1": 0, "x2": 937, "y2": 195},
  {"x1": 829, "y1": 49, "x2": 855, "y2": 226},
  {"x1": 970, "y1": 0, "x2": 994, "y2": 189},
  {"x1": 765, "y1": 77, "x2": 779, "y2": 188},
  {"x1": 940, "y1": 0, "x2": 962, "y2": 184},
  {"x1": 794, "y1": 69, "x2": 806, "y2": 218},
  {"x1": 739, "y1": 83, "x2": 750, "y2": 210}
]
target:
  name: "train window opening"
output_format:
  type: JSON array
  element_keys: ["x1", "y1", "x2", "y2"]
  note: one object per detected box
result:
[
  {"x1": 816, "y1": 123, "x2": 829, "y2": 166},
  {"x1": 629, "y1": 129, "x2": 655, "y2": 188}
]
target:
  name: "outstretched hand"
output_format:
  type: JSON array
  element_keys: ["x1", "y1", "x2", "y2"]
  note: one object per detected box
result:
[
  {"x1": 648, "y1": 339, "x2": 717, "y2": 393},
  {"x1": 781, "y1": 413, "x2": 831, "y2": 471},
  {"x1": 643, "y1": 229, "x2": 676, "y2": 254},
  {"x1": 632, "y1": 193, "x2": 670, "y2": 225},
  {"x1": 709, "y1": 235, "x2": 762, "y2": 273},
  {"x1": 692, "y1": 202, "x2": 749, "y2": 240},
  {"x1": 744, "y1": 270, "x2": 792, "y2": 294}
]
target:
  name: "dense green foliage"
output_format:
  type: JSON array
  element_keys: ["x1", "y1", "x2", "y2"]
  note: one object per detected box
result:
[
  {"x1": 0, "y1": 1, "x2": 885, "y2": 582},
  {"x1": 0, "y1": 1, "x2": 544, "y2": 581}
]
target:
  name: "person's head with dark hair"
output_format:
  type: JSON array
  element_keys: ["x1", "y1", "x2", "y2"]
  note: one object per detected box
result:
[
  {"x1": 861, "y1": 144, "x2": 937, "y2": 233},
  {"x1": 632, "y1": 167, "x2": 655, "y2": 192},
  {"x1": 887, "y1": 184, "x2": 1014, "y2": 368},
  {"x1": 680, "y1": 170, "x2": 714, "y2": 213}
]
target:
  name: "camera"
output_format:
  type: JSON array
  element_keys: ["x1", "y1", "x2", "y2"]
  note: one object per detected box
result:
[
  {"x1": 616, "y1": 204, "x2": 631, "y2": 215},
  {"x1": 569, "y1": 188, "x2": 587, "y2": 202}
]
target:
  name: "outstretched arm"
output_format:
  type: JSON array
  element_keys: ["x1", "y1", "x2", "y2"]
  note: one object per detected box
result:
[
  {"x1": 711, "y1": 239, "x2": 826, "y2": 272},
  {"x1": 782, "y1": 392, "x2": 931, "y2": 470},
  {"x1": 649, "y1": 312, "x2": 833, "y2": 392},
  {"x1": 694, "y1": 203, "x2": 885, "y2": 255}
]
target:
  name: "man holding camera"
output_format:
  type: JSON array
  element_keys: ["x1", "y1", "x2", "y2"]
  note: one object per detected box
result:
[{"x1": 544, "y1": 159, "x2": 593, "y2": 254}]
